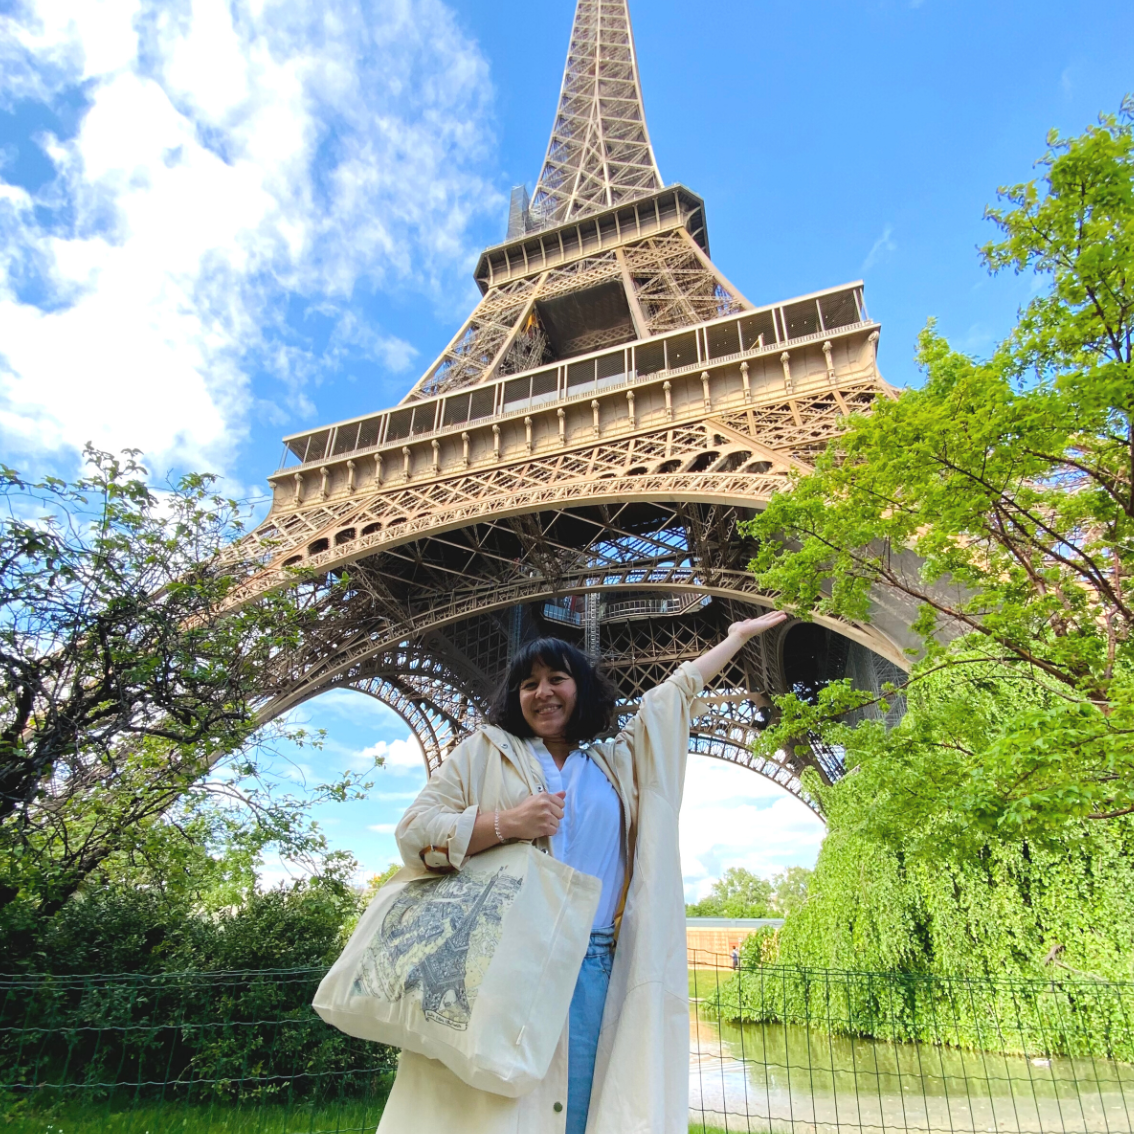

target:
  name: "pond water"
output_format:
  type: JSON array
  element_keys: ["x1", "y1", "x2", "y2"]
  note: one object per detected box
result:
[{"x1": 689, "y1": 1006, "x2": 1134, "y2": 1134}]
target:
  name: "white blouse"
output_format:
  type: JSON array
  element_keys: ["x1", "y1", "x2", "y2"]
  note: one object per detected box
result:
[{"x1": 527, "y1": 739, "x2": 626, "y2": 931}]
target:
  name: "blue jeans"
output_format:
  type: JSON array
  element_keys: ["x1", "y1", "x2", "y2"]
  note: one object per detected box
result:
[{"x1": 566, "y1": 926, "x2": 615, "y2": 1134}]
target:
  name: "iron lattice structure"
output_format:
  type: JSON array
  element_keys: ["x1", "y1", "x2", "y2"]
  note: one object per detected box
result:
[
  {"x1": 239, "y1": 0, "x2": 915, "y2": 811},
  {"x1": 528, "y1": 0, "x2": 662, "y2": 228}
]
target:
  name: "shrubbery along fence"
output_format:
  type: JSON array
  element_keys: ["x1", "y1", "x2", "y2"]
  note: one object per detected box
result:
[{"x1": 0, "y1": 967, "x2": 394, "y2": 1124}]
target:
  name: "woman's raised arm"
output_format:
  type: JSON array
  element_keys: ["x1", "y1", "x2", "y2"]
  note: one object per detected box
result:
[{"x1": 692, "y1": 610, "x2": 789, "y2": 685}]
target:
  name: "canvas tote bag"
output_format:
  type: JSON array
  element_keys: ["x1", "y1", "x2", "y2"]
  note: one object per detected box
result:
[{"x1": 313, "y1": 749, "x2": 601, "y2": 1098}]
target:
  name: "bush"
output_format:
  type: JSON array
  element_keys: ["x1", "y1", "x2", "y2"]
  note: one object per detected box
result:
[
  {"x1": 0, "y1": 967, "x2": 395, "y2": 1107},
  {"x1": 0, "y1": 878, "x2": 360, "y2": 976},
  {"x1": 739, "y1": 926, "x2": 780, "y2": 967},
  {"x1": 0, "y1": 879, "x2": 395, "y2": 1109}
]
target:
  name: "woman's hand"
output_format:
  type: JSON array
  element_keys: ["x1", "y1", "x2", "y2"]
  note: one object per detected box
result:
[
  {"x1": 502, "y1": 791, "x2": 566, "y2": 841},
  {"x1": 727, "y1": 611, "x2": 790, "y2": 642},
  {"x1": 693, "y1": 609, "x2": 790, "y2": 684}
]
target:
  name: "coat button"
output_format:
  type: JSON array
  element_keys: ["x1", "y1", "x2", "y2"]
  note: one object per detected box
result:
[{"x1": 553, "y1": 1102, "x2": 563, "y2": 1113}]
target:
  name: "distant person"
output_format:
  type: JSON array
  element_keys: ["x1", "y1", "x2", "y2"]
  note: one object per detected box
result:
[
  {"x1": 384, "y1": 612, "x2": 788, "y2": 1134},
  {"x1": 731, "y1": 946, "x2": 740, "y2": 971}
]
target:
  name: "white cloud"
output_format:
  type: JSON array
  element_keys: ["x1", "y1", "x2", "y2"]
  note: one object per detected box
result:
[
  {"x1": 0, "y1": 0, "x2": 500, "y2": 473},
  {"x1": 679, "y1": 757, "x2": 826, "y2": 903},
  {"x1": 361, "y1": 736, "x2": 427, "y2": 772},
  {"x1": 367, "y1": 822, "x2": 397, "y2": 834},
  {"x1": 862, "y1": 223, "x2": 897, "y2": 272}
]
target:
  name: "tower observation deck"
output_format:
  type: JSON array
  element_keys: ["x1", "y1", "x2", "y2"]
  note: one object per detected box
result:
[{"x1": 236, "y1": 0, "x2": 912, "y2": 809}]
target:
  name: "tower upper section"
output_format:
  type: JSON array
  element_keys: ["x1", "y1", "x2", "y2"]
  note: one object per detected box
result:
[
  {"x1": 268, "y1": 0, "x2": 880, "y2": 470},
  {"x1": 519, "y1": 0, "x2": 663, "y2": 234}
]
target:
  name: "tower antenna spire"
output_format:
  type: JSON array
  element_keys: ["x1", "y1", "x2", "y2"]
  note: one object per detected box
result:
[{"x1": 527, "y1": 0, "x2": 663, "y2": 232}]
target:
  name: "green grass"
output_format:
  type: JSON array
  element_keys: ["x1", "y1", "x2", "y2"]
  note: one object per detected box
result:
[
  {"x1": 0, "y1": 1100, "x2": 385, "y2": 1133},
  {"x1": 2, "y1": 1099, "x2": 754, "y2": 1134},
  {"x1": 689, "y1": 964, "x2": 733, "y2": 1000},
  {"x1": 689, "y1": 1125, "x2": 764, "y2": 1134}
]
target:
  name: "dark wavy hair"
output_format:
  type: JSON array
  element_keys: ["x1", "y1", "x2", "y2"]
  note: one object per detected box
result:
[{"x1": 487, "y1": 637, "x2": 620, "y2": 743}]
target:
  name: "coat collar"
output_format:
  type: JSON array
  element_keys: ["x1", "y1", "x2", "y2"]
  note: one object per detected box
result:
[
  {"x1": 479, "y1": 725, "x2": 616, "y2": 798},
  {"x1": 478, "y1": 725, "x2": 543, "y2": 792}
]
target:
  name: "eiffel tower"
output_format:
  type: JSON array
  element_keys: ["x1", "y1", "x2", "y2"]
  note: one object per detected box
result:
[{"x1": 237, "y1": 0, "x2": 915, "y2": 811}]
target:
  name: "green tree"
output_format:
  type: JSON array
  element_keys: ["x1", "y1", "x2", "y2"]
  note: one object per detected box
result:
[
  {"x1": 743, "y1": 99, "x2": 1134, "y2": 837},
  {"x1": 771, "y1": 866, "x2": 811, "y2": 916},
  {"x1": 0, "y1": 448, "x2": 371, "y2": 919},
  {"x1": 361, "y1": 863, "x2": 403, "y2": 902},
  {"x1": 686, "y1": 867, "x2": 774, "y2": 918}
]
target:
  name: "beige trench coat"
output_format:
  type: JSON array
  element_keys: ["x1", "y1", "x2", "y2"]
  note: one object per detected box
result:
[{"x1": 377, "y1": 661, "x2": 706, "y2": 1134}]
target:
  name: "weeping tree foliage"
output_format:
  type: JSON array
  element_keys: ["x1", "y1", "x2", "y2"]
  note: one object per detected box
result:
[
  {"x1": 770, "y1": 667, "x2": 1134, "y2": 979},
  {"x1": 723, "y1": 668, "x2": 1134, "y2": 979},
  {"x1": 0, "y1": 448, "x2": 369, "y2": 926}
]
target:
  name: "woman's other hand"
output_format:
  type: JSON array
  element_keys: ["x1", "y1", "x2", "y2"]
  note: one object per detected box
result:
[
  {"x1": 466, "y1": 790, "x2": 567, "y2": 857},
  {"x1": 503, "y1": 791, "x2": 566, "y2": 841}
]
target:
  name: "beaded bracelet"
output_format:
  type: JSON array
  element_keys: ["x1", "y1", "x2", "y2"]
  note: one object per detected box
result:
[{"x1": 494, "y1": 810, "x2": 506, "y2": 844}]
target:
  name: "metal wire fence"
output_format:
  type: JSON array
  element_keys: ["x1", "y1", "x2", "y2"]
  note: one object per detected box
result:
[
  {"x1": 688, "y1": 950, "x2": 1134, "y2": 1134},
  {"x1": 1, "y1": 961, "x2": 1131, "y2": 1133},
  {"x1": 0, "y1": 968, "x2": 393, "y2": 1133}
]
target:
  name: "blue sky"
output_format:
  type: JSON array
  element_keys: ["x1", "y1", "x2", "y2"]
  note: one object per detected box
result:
[{"x1": 1, "y1": 0, "x2": 1131, "y2": 895}]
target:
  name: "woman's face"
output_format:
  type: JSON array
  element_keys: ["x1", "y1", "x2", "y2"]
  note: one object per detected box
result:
[{"x1": 518, "y1": 658, "x2": 578, "y2": 742}]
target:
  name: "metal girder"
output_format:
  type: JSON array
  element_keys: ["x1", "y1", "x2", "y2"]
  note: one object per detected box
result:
[
  {"x1": 304, "y1": 642, "x2": 489, "y2": 770},
  {"x1": 402, "y1": 227, "x2": 754, "y2": 400},
  {"x1": 250, "y1": 486, "x2": 887, "y2": 812}
]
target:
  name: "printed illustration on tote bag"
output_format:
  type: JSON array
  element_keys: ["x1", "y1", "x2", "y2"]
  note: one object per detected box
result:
[{"x1": 352, "y1": 866, "x2": 523, "y2": 1030}]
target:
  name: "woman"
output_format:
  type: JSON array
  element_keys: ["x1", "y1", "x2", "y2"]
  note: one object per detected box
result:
[{"x1": 381, "y1": 610, "x2": 787, "y2": 1134}]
